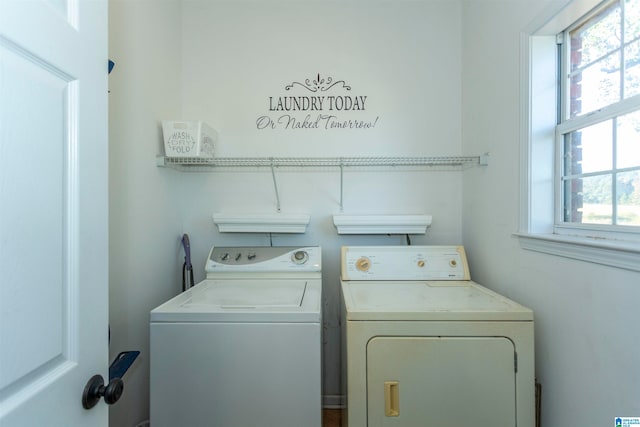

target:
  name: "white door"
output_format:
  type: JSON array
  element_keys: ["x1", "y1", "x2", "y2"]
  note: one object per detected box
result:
[
  {"x1": 367, "y1": 336, "x2": 516, "y2": 426},
  {"x1": 0, "y1": 0, "x2": 109, "y2": 425}
]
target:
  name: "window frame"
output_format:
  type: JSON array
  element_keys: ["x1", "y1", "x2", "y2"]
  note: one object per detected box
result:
[
  {"x1": 556, "y1": 0, "x2": 640, "y2": 235},
  {"x1": 555, "y1": 98, "x2": 640, "y2": 238},
  {"x1": 517, "y1": 0, "x2": 640, "y2": 271}
]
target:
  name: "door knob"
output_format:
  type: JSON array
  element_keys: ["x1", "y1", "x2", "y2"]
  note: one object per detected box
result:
[
  {"x1": 82, "y1": 350, "x2": 139, "y2": 409},
  {"x1": 82, "y1": 375, "x2": 124, "y2": 409}
]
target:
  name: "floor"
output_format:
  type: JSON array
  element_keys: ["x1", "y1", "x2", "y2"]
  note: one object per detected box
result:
[{"x1": 323, "y1": 409, "x2": 341, "y2": 427}]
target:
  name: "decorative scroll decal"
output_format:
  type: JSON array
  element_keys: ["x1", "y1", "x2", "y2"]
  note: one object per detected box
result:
[
  {"x1": 256, "y1": 73, "x2": 379, "y2": 131},
  {"x1": 284, "y1": 73, "x2": 352, "y2": 92}
]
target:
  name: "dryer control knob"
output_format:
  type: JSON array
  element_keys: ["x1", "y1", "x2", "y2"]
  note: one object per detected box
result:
[
  {"x1": 355, "y1": 257, "x2": 371, "y2": 272},
  {"x1": 292, "y1": 250, "x2": 309, "y2": 264}
]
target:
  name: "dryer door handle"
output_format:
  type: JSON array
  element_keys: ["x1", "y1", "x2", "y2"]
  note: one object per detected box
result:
[{"x1": 384, "y1": 381, "x2": 400, "y2": 417}]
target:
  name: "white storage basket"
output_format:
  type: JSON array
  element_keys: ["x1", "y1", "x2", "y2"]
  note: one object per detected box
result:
[{"x1": 162, "y1": 120, "x2": 216, "y2": 158}]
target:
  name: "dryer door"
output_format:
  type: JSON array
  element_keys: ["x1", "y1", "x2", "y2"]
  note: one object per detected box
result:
[{"x1": 367, "y1": 336, "x2": 516, "y2": 427}]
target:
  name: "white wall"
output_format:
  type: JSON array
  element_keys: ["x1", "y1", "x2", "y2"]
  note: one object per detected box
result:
[
  {"x1": 109, "y1": 0, "x2": 464, "y2": 425},
  {"x1": 109, "y1": 1, "x2": 183, "y2": 426},
  {"x1": 461, "y1": 1, "x2": 640, "y2": 426}
]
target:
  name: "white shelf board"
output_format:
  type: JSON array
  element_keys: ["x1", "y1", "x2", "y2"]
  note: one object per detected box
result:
[
  {"x1": 333, "y1": 214, "x2": 432, "y2": 234},
  {"x1": 213, "y1": 213, "x2": 310, "y2": 233}
]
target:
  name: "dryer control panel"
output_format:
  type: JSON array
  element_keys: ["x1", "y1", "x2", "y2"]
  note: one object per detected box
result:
[
  {"x1": 341, "y1": 246, "x2": 470, "y2": 281},
  {"x1": 206, "y1": 246, "x2": 321, "y2": 273}
]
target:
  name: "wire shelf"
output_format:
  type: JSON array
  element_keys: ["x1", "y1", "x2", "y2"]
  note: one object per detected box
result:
[
  {"x1": 156, "y1": 154, "x2": 488, "y2": 211},
  {"x1": 156, "y1": 155, "x2": 484, "y2": 171}
]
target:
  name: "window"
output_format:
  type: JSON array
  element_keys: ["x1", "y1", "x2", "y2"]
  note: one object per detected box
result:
[
  {"x1": 519, "y1": 0, "x2": 640, "y2": 270},
  {"x1": 558, "y1": 0, "x2": 640, "y2": 231}
]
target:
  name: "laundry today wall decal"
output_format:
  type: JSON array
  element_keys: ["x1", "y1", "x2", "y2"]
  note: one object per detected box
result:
[{"x1": 256, "y1": 73, "x2": 380, "y2": 131}]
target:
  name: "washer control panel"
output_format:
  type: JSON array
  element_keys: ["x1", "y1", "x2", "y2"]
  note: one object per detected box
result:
[
  {"x1": 206, "y1": 246, "x2": 321, "y2": 273},
  {"x1": 341, "y1": 246, "x2": 470, "y2": 281}
]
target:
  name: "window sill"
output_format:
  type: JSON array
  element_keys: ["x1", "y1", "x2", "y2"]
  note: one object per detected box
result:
[{"x1": 514, "y1": 232, "x2": 640, "y2": 272}]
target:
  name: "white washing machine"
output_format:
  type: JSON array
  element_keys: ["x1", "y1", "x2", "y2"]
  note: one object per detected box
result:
[
  {"x1": 340, "y1": 245, "x2": 534, "y2": 427},
  {"x1": 150, "y1": 246, "x2": 322, "y2": 427}
]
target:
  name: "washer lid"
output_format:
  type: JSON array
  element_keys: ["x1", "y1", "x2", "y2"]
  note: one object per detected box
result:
[
  {"x1": 341, "y1": 281, "x2": 533, "y2": 321},
  {"x1": 151, "y1": 279, "x2": 321, "y2": 323},
  {"x1": 192, "y1": 279, "x2": 307, "y2": 307}
]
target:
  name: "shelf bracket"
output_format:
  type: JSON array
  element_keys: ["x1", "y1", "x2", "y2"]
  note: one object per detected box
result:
[
  {"x1": 270, "y1": 158, "x2": 281, "y2": 212},
  {"x1": 339, "y1": 159, "x2": 344, "y2": 212}
]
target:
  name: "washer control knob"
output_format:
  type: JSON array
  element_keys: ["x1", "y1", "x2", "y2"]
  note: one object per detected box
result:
[
  {"x1": 417, "y1": 260, "x2": 425, "y2": 268},
  {"x1": 449, "y1": 259, "x2": 457, "y2": 268},
  {"x1": 355, "y1": 257, "x2": 371, "y2": 272},
  {"x1": 292, "y1": 250, "x2": 309, "y2": 264}
]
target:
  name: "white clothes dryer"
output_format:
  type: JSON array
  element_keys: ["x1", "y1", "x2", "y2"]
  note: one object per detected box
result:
[
  {"x1": 150, "y1": 246, "x2": 322, "y2": 427},
  {"x1": 340, "y1": 245, "x2": 534, "y2": 427}
]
